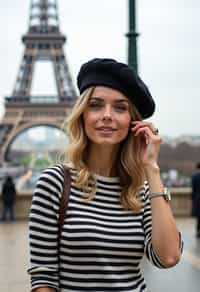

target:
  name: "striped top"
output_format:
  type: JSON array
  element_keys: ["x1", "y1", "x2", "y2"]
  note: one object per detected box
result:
[{"x1": 28, "y1": 164, "x2": 182, "y2": 292}]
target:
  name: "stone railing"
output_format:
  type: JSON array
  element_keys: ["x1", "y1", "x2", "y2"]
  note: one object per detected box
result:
[
  {"x1": 0, "y1": 187, "x2": 192, "y2": 220},
  {"x1": 169, "y1": 187, "x2": 192, "y2": 216},
  {"x1": 0, "y1": 192, "x2": 33, "y2": 220}
]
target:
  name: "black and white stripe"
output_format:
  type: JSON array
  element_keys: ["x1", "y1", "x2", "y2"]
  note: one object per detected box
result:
[{"x1": 28, "y1": 164, "x2": 181, "y2": 291}]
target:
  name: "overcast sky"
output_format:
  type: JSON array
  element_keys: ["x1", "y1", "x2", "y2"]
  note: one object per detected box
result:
[{"x1": 0, "y1": 0, "x2": 200, "y2": 137}]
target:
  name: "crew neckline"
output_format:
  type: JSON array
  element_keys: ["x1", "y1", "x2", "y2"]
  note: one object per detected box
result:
[
  {"x1": 94, "y1": 173, "x2": 120, "y2": 182},
  {"x1": 67, "y1": 165, "x2": 120, "y2": 182}
]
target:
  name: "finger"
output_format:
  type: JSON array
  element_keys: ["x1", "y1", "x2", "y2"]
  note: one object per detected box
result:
[
  {"x1": 131, "y1": 122, "x2": 145, "y2": 132},
  {"x1": 131, "y1": 121, "x2": 156, "y2": 133},
  {"x1": 134, "y1": 126, "x2": 155, "y2": 138},
  {"x1": 134, "y1": 127, "x2": 150, "y2": 145},
  {"x1": 131, "y1": 122, "x2": 159, "y2": 136}
]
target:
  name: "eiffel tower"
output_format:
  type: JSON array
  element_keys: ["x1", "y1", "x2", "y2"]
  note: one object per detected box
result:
[{"x1": 0, "y1": 0, "x2": 77, "y2": 164}]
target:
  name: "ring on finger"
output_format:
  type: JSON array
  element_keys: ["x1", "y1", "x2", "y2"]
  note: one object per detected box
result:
[{"x1": 153, "y1": 128, "x2": 159, "y2": 135}]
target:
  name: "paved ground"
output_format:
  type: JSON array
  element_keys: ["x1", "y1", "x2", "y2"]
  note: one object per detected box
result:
[{"x1": 0, "y1": 217, "x2": 200, "y2": 292}]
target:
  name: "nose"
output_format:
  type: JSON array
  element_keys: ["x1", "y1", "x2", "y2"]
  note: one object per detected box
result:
[{"x1": 102, "y1": 105, "x2": 113, "y2": 121}]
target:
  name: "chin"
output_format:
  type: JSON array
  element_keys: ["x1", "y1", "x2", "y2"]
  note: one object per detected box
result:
[
  {"x1": 89, "y1": 133, "x2": 128, "y2": 146},
  {"x1": 94, "y1": 138, "x2": 123, "y2": 146}
]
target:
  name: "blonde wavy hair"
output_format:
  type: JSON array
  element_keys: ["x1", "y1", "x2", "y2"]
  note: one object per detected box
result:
[{"x1": 63, "y1": 87, "x2": 145, "y2": 212}]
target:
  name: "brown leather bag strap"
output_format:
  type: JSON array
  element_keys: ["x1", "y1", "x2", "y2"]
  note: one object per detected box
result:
[{"x1": 58, "y1": 165, "x2": 71, "y2": 240}]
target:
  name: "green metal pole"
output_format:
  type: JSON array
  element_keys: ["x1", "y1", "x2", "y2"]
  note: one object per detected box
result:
[{"x1": 126, "y1": 0, "x2": 139, "y2": 73}]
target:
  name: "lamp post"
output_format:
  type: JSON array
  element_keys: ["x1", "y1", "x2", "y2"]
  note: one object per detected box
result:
[{"x1": 126, "y1": 0, "x2": 139, "y2": 72}]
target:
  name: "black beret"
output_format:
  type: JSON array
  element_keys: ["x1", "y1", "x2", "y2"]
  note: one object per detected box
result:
[{"x1": 77, "y1": 58, "x2": 155, "y2": 119}]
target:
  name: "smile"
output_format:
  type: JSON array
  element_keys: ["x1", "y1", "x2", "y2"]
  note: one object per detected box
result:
[
  {"x1": 96, "y1": 127, "x2": 117, "y2": 134},
  {"x1": 96, "y1": 127, "x2": 117, "y2": 131}
]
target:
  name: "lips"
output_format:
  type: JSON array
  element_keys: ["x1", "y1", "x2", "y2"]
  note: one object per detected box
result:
[
  {"x1": 96, "y1": 127, "x2": 117, "y2": 131},
  {"x1": 95, "y1": 127, "x2": 117, "y2": 136}
]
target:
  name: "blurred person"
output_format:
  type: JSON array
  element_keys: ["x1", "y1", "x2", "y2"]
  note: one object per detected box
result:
[
  {"x1": 1, "y1": 175, "x2": 16, "y2": 222},
  {"x1": 191, "y1": 162, "x2": 200, "y2": 237},
  {"x1": 28, "y1": 58, "x2": 183, "y2": 292}
]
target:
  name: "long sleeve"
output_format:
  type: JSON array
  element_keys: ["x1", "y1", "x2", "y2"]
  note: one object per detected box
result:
[
  {"x1": 28, "y1": 165, "x2": 64, "y2": 291},
  {"x1": 142, "y1": 182, "x2": 183, "y2": 269}
]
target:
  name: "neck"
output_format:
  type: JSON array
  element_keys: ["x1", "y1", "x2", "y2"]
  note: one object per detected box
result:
[{"x1": 87, "y1": 144, "x2": 119, "y2": 177}]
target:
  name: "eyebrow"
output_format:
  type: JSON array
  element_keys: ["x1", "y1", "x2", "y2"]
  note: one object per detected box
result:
[{"x1": 90, "y1": 97, "x2": 129, "y2": 104}]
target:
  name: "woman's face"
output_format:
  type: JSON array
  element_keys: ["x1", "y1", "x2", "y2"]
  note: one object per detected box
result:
[{"x1": 83, "y1": 86, "x2": 132, "y2": 147}]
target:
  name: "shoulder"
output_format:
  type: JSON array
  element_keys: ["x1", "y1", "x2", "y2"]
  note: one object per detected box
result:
[
  {"x1": 196, "y1": 171, "x2": 200, "y2": 178},
  {"x1": 40, "y1": 163, "x2": 64, "y2": 179},
  {"x1": 36, "y1": 164, "x2": 65, "y2": 195},
  {"x1": 31, "y1": 165, "x2": 67, "y2": 215},
  {"x1": 192, "y1": 172, "x2": 200, "y2": 182}
]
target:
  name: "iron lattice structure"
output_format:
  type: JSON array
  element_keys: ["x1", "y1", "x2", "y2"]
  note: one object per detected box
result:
[{"x1": 0, "y1": 0, "x2": 77, "y2": 163}]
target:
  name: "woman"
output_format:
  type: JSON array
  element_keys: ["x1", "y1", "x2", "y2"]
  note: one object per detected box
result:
[{"x1": 28, "y1": 58, "x2": 183, "y2": 291}]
